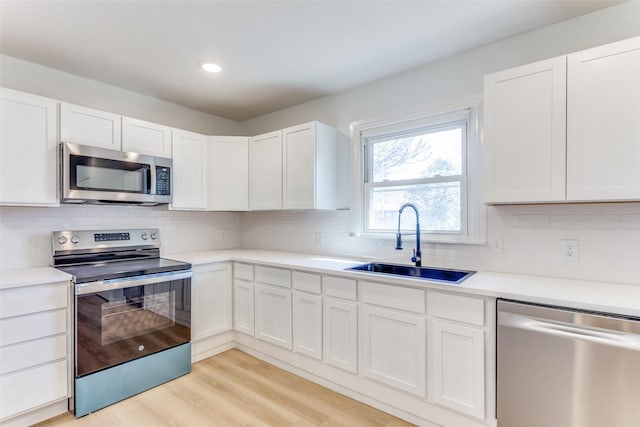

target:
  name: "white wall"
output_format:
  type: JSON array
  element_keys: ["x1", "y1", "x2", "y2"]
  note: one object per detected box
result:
[
  {"x1": 0, "y1": 205, "x2": 240, "y2": 269},
  {"x1": 239, "y1": 2, "x2": 640, "y2": 286},
  {"x1": 242, "y1": 1, "x2": 640, "y2": 136},
  {"x1": 0, "y1": 55, "x2": 242, "y2": 136}
]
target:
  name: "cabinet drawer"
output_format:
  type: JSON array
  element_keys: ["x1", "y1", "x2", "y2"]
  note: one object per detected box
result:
[
  {"x1": 0, "y1": 310, "x2": 67, "y2": 347},
  {"x1": 234, "y1": 263, "x2": 254, "y2": 281},
  {"x1": 0, "y1": 283, "x2": 68, "y2": 319},
  {"x1": 0, "y1": 359, "x2": 68, "y2": 420},
  {"x1": 292, "y1": 271, "x2": 321, "y2": 294},
  {"x1": 324, "y1": 276, "x2": 357, "y2": 301},
  {"x1": 431, "y1": 292, "x2": 484, "y2": 326},
  {"x1": 362, "y1": 281, "x2": 426, "y2": 314},
  {"x1": 255, "y1": 265, "x2": 291, "y2": 288},
  {"x1": 0, "y1": 334, "x2": 67, "y2": 375}
]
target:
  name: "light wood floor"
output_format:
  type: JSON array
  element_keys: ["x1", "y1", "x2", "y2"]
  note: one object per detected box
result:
[{"x1": 37, "y1": 349, "x2": 415, "y2": 427}]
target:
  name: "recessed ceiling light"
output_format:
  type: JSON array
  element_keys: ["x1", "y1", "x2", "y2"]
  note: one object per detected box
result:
[{"x1": 200, "y1": 62, "x2": 222, "y2": 73}]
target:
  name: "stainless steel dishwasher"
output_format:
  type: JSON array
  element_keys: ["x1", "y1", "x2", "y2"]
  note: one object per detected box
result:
[{"x1": 497, "y1": 299, "x2": 640, "y2": 427}]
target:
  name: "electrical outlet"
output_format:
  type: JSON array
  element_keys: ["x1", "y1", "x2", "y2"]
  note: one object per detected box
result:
[
  {"x1": 492, "y1": 236, "x2": 504, "y2": 254},
  {"x1": 561, "y1": 239, "x2": 579, "y2": 260}
]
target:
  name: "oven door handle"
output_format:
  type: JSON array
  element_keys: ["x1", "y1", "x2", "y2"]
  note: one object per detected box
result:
[{"x1": 75, "y1": 270, "x2": 193, "y2": 295}]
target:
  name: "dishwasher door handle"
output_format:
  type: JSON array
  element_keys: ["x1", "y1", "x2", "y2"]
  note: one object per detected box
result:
[{"x1": 499, "y1": 311, "x2": 640, "y2": 351}]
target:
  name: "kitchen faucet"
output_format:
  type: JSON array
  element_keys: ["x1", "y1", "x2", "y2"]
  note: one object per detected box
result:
[{"x1": 395, "y1": 203, "x2": 422, "y2": 267}]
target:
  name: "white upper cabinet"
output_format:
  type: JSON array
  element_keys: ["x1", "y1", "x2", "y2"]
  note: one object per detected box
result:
[
  {"x1": 62, "y1": 103, "x2": 173, "y2": 157},
  {"x1": 209, "y1": 136, "x2": 249, "y2": 211},
  {"x1": 567, "y1": 36, "x2": 640, "y2": 201},
  {"x1": 283, "y1": 122, "x2": 350, "y2": 210},
  {"x1": 121, "y1": 116, "x2": 172, "y2": 158},
  {"x1": 60, "y1": 103, "x2": 121, "y2": 150},
  {"x1": 171, "y1": 129, "x2": 208, "y2": 210},
  {"x1": 249, "y1": 130, "x2": 283, "y2": 210},
  {"x1": 0, "y1": 88, "x2": 59, "y2": 206},
  {"x1": 483, "y1": 36, "x2": 640, "y2": 204},
  {"x1": 483, "y1": 57, "x2": 567, "y2": 203}
]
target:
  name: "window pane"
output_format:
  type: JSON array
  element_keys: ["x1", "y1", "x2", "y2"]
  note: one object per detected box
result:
[
  {"x1": 370, "y1": 127, "x2": 462, "y2": 182},
  {"x1": 368, "y1": 183, "x2": 461, "y2": 232}
]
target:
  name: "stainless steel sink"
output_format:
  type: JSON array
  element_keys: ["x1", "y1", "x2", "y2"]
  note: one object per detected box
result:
[{"x1": 347, "y1": 262, "x2": 475, "y2": 284}]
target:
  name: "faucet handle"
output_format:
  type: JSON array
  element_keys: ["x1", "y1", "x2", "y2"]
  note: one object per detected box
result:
[{"x1": 411, "y1": 248, "x2": 417, "y2": 263}]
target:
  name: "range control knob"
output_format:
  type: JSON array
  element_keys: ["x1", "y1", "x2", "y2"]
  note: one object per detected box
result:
[
  {"x1": 57, "y1": 235, "x2": 68, "y2": 245},
  {"x1": 141, "y1": 233, "x2": 149, "y2": 240},
  {"x1": 70, "y1": 235, "x2": 80, "y2": 244},
  {"x1": 150, "y1": 232, "x2": 158, "y2": 240}
]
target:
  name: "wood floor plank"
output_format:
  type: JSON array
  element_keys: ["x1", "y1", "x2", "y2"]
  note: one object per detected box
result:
[
  {"x1": 204, "y1": 355, "x2": 331, "y2": 423},
  {"x1": 34, "y1": 349, "x2": 415, "y2": 427}
]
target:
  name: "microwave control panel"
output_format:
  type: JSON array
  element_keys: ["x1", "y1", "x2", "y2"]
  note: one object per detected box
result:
[{"x1": 156, "y1": 166, "x2": 171, "y2": 195}]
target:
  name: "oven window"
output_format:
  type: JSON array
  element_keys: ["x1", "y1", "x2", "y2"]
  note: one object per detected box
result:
[
  {"x1": 70, "y1": 154, "x2": 150, "y2": 194},
  {"x1": 76, "y1": 279, "x2": 190, "y2": 377}
]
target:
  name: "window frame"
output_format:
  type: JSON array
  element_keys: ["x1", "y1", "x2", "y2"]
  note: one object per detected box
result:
[{"x1": 350, "y1": 97, "x2": 485, "y2": 245}]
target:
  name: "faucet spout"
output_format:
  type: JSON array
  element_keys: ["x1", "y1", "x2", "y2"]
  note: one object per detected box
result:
[{"x1": 396, "y1": 203, "x2": 422, "y2": 267}]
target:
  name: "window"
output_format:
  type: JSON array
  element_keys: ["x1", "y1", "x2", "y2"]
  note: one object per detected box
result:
[{"x1": 356, "y1": 102, "x2": 484, "y2": 244}]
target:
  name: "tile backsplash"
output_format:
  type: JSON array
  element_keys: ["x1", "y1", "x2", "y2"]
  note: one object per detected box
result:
[
  {"x1": 2, "y1": 203, "x2": 639, "y2": 286},
  {"x1": 239, "y1": 203, "x2": 640, "y2": 286},
  {"x1": 0, "y1": 205, "x2": 240, "y2": 269}
]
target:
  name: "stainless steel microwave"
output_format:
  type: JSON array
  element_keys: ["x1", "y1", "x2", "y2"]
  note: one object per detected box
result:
[{"x1": 60, "y1": 143, "x2": 173, "y2": 205}]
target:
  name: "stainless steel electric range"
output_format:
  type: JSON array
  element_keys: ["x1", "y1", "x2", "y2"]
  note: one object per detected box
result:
[{"x1": 52, "y1": 228, "x2": 192, "y2": 417}]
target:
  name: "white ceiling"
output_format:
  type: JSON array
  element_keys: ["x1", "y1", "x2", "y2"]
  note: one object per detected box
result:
[{"x1": 0, "y1": 1, "x2": 621, "y2": 121}]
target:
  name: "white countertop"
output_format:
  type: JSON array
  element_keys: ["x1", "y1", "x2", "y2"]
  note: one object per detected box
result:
[
  {"x1": 3, "y1": 250, "x2": 638, "y2": 318},
  {"x1": 0, "y1": 267, "x2": 72, "y2": 290},
  {"x1": 168, "y1": 249, "x2": 640, "y2": 318}
]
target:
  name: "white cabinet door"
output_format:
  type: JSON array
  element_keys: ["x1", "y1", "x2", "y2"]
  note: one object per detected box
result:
[
  {"x1": 282, "y1": 121, "x2": 350, "y2": 210},
  {"x1": 191, "y1": 263, "x2": 232, "y2": 341},
  {"x1": 209, "y1": 136, "x2": 249, "y2": 211},
  {"x1": 121, "y1": 116, "x2": 172, "y2": 157},
  {"x1": 567, "y1": 36, "x2": 640, "y2": 201},
  {"x1": 432, "y1": 319, "x2": 485, "y2": 419},
  {"x1": 171, "y1": 129, "x2": 208, "y2": 210},
  {"x1": 323, "y1": 297, "x2": 357, "y2": 373},
  {"x1": 249, "y1": 130, "x2": 282, "y2": 210},
  {"x1": 283, "y1": 122, "x2": 316, "y2": 209},
  {"x1": 0, "y1": 88, "x2": 58, "y2": 206},
  {"x1": 292, "y1": 291, "x2": 322, "y2": 360},
  {"x1": 233, "y1": 279, "x2": 254, "y2": 336},
  {"x1": 0, "y1": 359, "x2": 68, "y2": 420},
  {"x1": 60, "y1": 103, "x2": 121, "y2": 150},
  {"x1": 360, "y1": 306, "x2": 426, "y2": 396},
  {"x1": 483, "y1": 57, "x2": 567, "y2": 203},
  {"x1": 254, "y1": 283, "x2": 292, "y2": 349}
]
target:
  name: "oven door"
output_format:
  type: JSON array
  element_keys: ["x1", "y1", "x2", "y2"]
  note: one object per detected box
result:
[{"x1": 74, "y1": 270, "x2": 192, "y2": 378}]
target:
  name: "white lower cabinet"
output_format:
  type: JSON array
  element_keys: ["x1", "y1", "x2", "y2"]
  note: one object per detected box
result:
[
  {"x1": 359, "y1": 305, "x2": 426, "y2": 396},
  {"x1": 0, "y1": 280, "x2": 70, "y2": 422},
  {"x1": 233, "y1": 278, "x2": 254, "y2": 336},
  {"x1": 292, "y1": 291, "x2": 322, "y2": 360},
  {"x1": 431, "y1": 291, "x2": 487, "y2": 420},
  {"x1": 432, "y1": 320, "x2": 485, "y2": 419},
  {"x1": 254, "y1": 284, "x2": 292, "y2": 349},
  {"x1": 191, "y1": 263, "x2": 232, "y2": 342},
  {"x1": 323, "y1": 297, "x2": 357, "y2": 374},
  {"x1": 210, "y1": 263, "x2": 492, "y2": 426}
]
